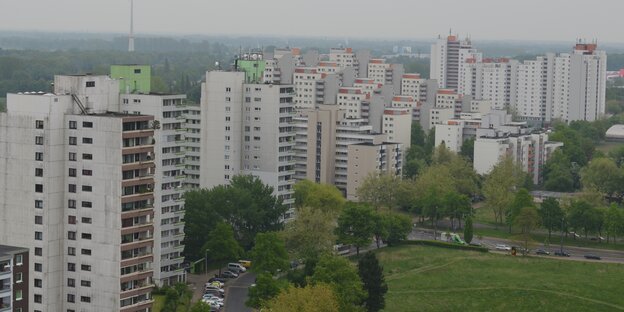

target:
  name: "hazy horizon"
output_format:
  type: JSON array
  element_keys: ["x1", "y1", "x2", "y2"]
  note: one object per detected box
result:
[{"x1": 2, "y1": 0, "x2": 623, "y2": 43}]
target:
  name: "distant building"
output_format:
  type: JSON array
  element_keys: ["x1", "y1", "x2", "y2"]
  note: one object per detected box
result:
[
  {"x1": 347, "y1": 141, "x2": 402, "y2": 201},
  {"x1": 605, "y1": 124, "x2": 624, "y2": 142},
  {"x1": 0, "y1": 245, "x2": 29, "y2": 312},
  {"x1": 430, "y1": 35, "x2": 481, "y2": 91}
]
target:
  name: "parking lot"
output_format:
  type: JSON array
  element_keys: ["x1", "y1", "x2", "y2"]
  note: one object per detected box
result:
[{"x1": 187, "y1": 266, "x2": 256, "y2": 312}]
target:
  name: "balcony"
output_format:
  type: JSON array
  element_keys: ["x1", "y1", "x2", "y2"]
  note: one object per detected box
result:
[
  {"x1": 0, "y1": 283, "x2": 10, "y2": 294},
  {"x1": 0, "y1": 303, "x2": 10, "y2": 312},
  {"x1": 121, "y1": 221, "x2": 154, "y2": 236},
  {"x1": 120, "y1": 284, "x2": 154, "y2": 300},
  {"x1": 122, "y1": 129, "x2": 155, "y2": 139},
  {"x1": 121, "y1": 238, "x2": 154, "y2": 252},
  {"x1": 121, "y1": 254, "x2": 153, "y2": 268},
  {"x1": 120, "y1": 299, "x2": 154, "y2": 312}
]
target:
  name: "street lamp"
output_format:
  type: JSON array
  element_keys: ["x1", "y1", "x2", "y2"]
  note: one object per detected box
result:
[
  {"x1": 560, "y1": 217, "x2": 565, "y2": 254},
  {"x1": 205, "y1": 249, "x2": 210, "y2": 274}
]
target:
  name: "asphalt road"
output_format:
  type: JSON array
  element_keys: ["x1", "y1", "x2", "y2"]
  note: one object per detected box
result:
[
  {"x1": 410, "y1": 227, "x2": 624, "y2": 263},
  {"x1": 224, "y1": 272, "x2": 256, "y2": 312}
]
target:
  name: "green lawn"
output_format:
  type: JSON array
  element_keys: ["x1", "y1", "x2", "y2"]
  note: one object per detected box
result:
[{"x1": 377, "y1": 245, "x2": 624, "y2": 311}]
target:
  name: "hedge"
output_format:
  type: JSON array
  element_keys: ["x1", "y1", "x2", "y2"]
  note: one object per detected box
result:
[{"x1": 398, "y1": 240, "x2": 489, "y2": 253}]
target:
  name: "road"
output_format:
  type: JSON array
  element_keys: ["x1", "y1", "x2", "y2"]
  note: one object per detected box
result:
[
  {"x1": 410, "y1": 227, "x2": 624, "y2": 263},
  {"x1": 224, "y1": 272, "x2": 256, "y2": 312}
]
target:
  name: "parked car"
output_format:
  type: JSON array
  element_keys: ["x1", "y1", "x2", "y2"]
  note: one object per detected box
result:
[
  {"x1": 495, "y1": 244, "x2": 511, "y2": 251},
  {"x1": 205, "y1": 285, "x2": 225, "y2": 294},
  {"x1": 554, "y1": 250, "x2": 571, "y2": 257},
  {"x1": 227, "y1": 262, "x2": 247, "y2": 273},
  {"x1": 204, "y1": 290, "x2": 223, "y2": 298},
  {"x1": 206, "y1": 281, "x2": 224, "y2": 288},
  {"x1": 202, "y1": 294, "x2": 224, "y2": 302},
  {"x1": 220, "y1": 270, "x2": 239, "y2": 278},
  {"x1": 569, "y1": 232, "x2": 580, "y2": 238},
  {"x1": 535, "y1": 249, "x2": 550, "y2": 255},
  {"x1": 209, "y1": 277, "x2": 226, "y2": 283},
  {"x1": 584, "y1": 254, "x2": 602, "y2": 260},
  {"x1": 469, "y1": 242, "x2": 482, "y2": 247}
]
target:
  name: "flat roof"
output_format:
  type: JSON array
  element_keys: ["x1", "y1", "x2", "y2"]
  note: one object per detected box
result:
[
  {"x1": 606, "y1": 125, "x2": 624, "y2": 139},
  {"x1": 0, "y1": 245, "x2": 28, "y2": 257}
]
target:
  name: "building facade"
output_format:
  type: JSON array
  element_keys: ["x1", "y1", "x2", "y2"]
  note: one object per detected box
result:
[{"x1": 0, "y1": 245, "x2": 29, "y2": 312}]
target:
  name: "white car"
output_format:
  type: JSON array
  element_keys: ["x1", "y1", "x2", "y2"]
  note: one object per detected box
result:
[
  {"x1": 495, "y1": 244, "x2": 511, "y2": 251},
  {"x1": 202, "y1": 298, "x2": 224, "y2": 307},
  {"x1": 205, "y1": 285, "x2": 225, "y2": 294},
  {"x1": 202, "y1": 294, "x2": 223, "y2": 302}
]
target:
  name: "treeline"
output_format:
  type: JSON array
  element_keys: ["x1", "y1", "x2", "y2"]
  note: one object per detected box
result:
[{"x1": 0, "y1": 48, "x2": 233, "y2": 103}]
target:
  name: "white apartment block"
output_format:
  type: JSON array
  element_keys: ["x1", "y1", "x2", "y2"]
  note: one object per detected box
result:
[
  {"x1": 337, "y1": 87, "x2": 369, "y2": 119},
  {"x1": 430, "y1": 35, "x2": 477, "y2": 90},
  {"x1": 474, "y1": 132, "x2": 563, "y2": 185},
  {"x1": 382, "y1": 108, "x2": 412, "y2": 149},
  {"x1": 461, "y1": 58, "x2": 517, "y2": 110},
  {"x1": 184, "y1": 104, "x2": 201, "y2": 189},
  {"x1": 354, "y1": 78, "x2": 382, "y2": 97},
  {"x1": 401, "y1": 74, "x2": 428, "y2": 102},
  {"x1": 293, "y1": 105, "x2": 399, "y2": 194},
  {"x1": 294, "y1": 67, "x2": 324, "y2": 110},
  {"x1": 346, "y1": 141, "x2": 402, "y2": 201},
  {"x1": 429, "y1": 89, "x2": 462, "y2": 128},
  {"x1": 0, "y1": 75, "x2": 157, "y2": 311},
  {"x1": 119, "y1": 93, "x2": 187, "y2": 287},
  {"x1": 329, "y1": 48, "x2": 359, "y2": 72},
  {"x1": 200, "y1": 71, "x2": 296, "y2": 215}
]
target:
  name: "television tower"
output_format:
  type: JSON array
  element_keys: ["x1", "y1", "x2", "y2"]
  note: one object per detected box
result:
[{"x1": 128, "y1": 0, "x2": 135, "y2": 52}]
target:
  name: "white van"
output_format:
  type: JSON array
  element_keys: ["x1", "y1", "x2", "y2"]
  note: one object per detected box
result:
[{"x1": 227, "y1": 262, "x2": 246, "y2": 273}]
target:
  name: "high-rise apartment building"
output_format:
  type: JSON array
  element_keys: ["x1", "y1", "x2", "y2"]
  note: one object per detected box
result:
[
  {"x1": 184, "y1": 104, "x2": 202, "y2": 189},
  {"x1": 461, "y1": 58, "x2": 517, "y2": 110},
  {"x1": 430, "y1": 35, "x2": 479, "y2": 90},
  {"x1": 346, "y1": 141, "x2": 402, "y2": 201},
  {"x1": 337, "y1": 87, "x2": 369, "y2": 119},
  {"x1": 0, "y1": 75, "x2": 157, "y2": 311},
  {"x1": 200, "y1": 71, "x2": 296, "y2": 216}
]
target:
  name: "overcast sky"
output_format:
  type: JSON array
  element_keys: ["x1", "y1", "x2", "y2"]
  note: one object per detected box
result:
[{"x1": 1, "y1": 0, "x2": 622, "y2": 42}]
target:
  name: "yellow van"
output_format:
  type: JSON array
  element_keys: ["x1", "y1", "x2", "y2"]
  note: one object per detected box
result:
[{"x1": 238, "y1": 260, "x2": 252, "y2": 268}]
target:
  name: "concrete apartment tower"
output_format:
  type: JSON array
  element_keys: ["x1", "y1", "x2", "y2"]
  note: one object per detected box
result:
[
  {"x1": 430, "y1": 34, "x2": 480, "y2": 91},
  {"x1": 200, "y1": 67, "x2": 296, "y2": 217},
  {"x1": 0, "y1": 75, "x2": 156, "y2": 311},
  {"x1": 0, "y1": 245, "x2": 29, "y2": 312},
  {"x1": 112, "y1": 65, "x2": 187, "y2": 287}
]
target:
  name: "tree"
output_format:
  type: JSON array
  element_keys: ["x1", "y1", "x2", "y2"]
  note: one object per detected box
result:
[
  {"x1": 357, "y1": 252, "x2": 388, "y2": 312},
  {"x1": 336, "y1": 203, "x2": 376, "y2": 255},
  {"x1": 265, "y1": 284, "x2": 340, "y2": 312},
  {"x1": 310, "y1": 254, "x2": 367, "y2": 312},
  {"x1": 460, "y1": 138, "x2": 475, "y2": 163},
  {"x1": 464, "y1": 216, "x2": 474, "y2": 244},
  {"x1": 382, "y1": 213, "x2": 412, "y2": 246},
  {"x1": 539, "y1": 198, "x2": 563, "y2": 240},
  {"x1": 513, "y1": 207, "x2": 540, "y2": 253},
  {"x1": 183, "y1": 189, "x2": 222, "y2": 260},
  {"x1": 294, "y1": 180, "x2": 346, "y2": 215},
  {"x1": 250, "y1": 232, "x2": 289, "y2": 275},
  {"x1": 442, "y1": 191, "x2": 472, "y2": 231},
  {"x1": 482, "y1": 156, "x2": 526, "y2": 225},
  {"x1": 581, "y1": 157, "x2": 624, "y2": 202},
  {"x1": 202, "y1": 222, "x2": 243, "y2": 275},
  {"x1": 566, "y1": 200, "x2": 603, "y2": 239},
  {"x1": 507, "y1": 189, "x2": 535, "y2": 233},
  {"x1": 604, "y1": 204, "x2": 624, "y2": 244},
  {"x1": 356, "y1": 172, "x2": 402, "y2": 211},
  {"x1": 284, "y1": 206, "x2": 337, "y2": 260},
  {"x1": 189, "y1": 301, "x2": 213, "y2": 312},
  {"x1": 246, "y1": 272, "x2": 284, "y2": 308}
]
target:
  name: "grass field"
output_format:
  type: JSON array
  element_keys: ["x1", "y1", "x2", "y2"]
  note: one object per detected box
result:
[{"x1": 378, "y1": 245, "x2": 624, "y2": 311}]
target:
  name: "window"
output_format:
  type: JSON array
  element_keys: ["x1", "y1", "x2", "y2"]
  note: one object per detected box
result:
[
  {"x1": 81, "y1": 264, "x2": 91, "y2": 271},
  {"x1": 82, "y1": 169, "x2": 92, "y2": 176},
  {"x1": 80, "y1": 280, "x2": 91, "y2": 287},
  {"x1": 35, "y1": 120, "x2": 44, "y2": 129},
  {"x1": 81, "y1": 249, "x2": 91, "y2": 255},
  {"x1": 35, "y1": 168, "x2": 43, "y2": 177},
  {"x1": 81, "y1": 201, "x2": 92, "y2": 208},
  {"x1": 35, "y1": 231, "x2": 42, "y2": 240},
  {"x1": 69, "y1": 121, "x2": 77, "y2": 129},
  {"x1": 35, "y1": 200, "x2": 43, "y2": 209},
  {"x1": 15, "y1": 272, "x2": 22, "y2": 283},
  {"x1": 134, "y1": 69, "x2": 141, "y2": 74},
  {"x1": 68, "y1": 216, "x2": 76, "y2": 224},
  {"x1": 82, "y1": 185, "x2": 92, "y2": 192},
  {"x1": 68, "y1": 199, "x2": 76, "y2": 209},
  {"x1": 68, "y1": 231, "x2": 76, "y2": 240},
  {"x1": 35, "y1": 278, "x2": 42, "y2": 288},
  {"x1": 82, "y1": 137, "x2": 93, "y2": 144},
  {"x1": 35, "y1": 247, "x2": 42, "y2": 256},
  {"x1": 81, "y1": 217, "x2": 92, "y2": 224},
  {"x1": 68, "y1": 247, "x2": 75, "y2": 256},
  {"x1": 80, "y1": 296, "x2": 91, "y2": 303},
  {"x1": 67, "y1": 263, "x2": 75, "y2": 272},
  {"x1": 68, "y1": 278, "x2": 75, "y2": 288},
  {"x1": 86, "y1": 81, "x2": 95, "y2": 88},
  {"x1": 81, "y1": 233, "x2": 92, "y2": 240},
  {"x1": 69, "y1": 152, "x2": 77, "y2": 161},
  {"x1": 67, "y1": 294, "x2": 75, "y2": 303},
  {"x1": 35, "y1": 152, "x2": 43, "y2": 161},
  {"x1": 35, "y1": 136, "x2": 44, "y2": 145},
  {"x1": 82, "y1": 153, "x2": 93, "y2": 160},
  {"x1": 15, "y1": 289, "x2": 22, "y2": 301},
  {"x1": 68, "y1": 184, "x2": 76, "y2": 193},
  {"x1": 69, "y1": 137, "x2": 77, "y2": 145},
  {"x1": 82, "y1": 121, "x2": 93, "y2": 128},
  {"x1": 35, "y1": 263, "x2": 42, "y2": 272},
  {"x1": 69, "y1": 168, "x2": 77, "y2": 177},
  {"x1": 35, "y1": 215, "x2": 43, "y2": 224},
  {"x1": 34, "y1": 294, "x2": 42, "y2": 304}
]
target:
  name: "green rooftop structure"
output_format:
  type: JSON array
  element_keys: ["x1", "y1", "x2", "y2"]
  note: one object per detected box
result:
[
  {"x1": 236, "y1": 52, "x2": 266, "y2": 83},
  {"x1": 110, "y1": 65, "x2": 151, "y2": 94}
]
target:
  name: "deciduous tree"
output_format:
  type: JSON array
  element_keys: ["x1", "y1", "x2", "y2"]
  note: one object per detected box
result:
[
  {"x1": 250, "y1": 232, "x2": 289, "y2": 275},
  {"x1": 284, "y1": 206, "x2": 337, "y2": 260},
  {"x1": 265, "y1": 283, "x2": 340, "y2": 312},
  {"x1": 202, "y1": 222, "x2": 243, "y2": 275},
  {"x1": 539, "y1": 198, "x2": 563, "y2": 240},
  {"x1": 310, "y1": 254, "x2": 367, "y2": 312},
  {"x1": 336, "y1": 203, "x2": 376, "y2": 255}
]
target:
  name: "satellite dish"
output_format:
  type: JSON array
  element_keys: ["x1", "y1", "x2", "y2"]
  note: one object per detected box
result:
[{"x1": 215, "y1": 61, "x2": 220, "y2": 68}]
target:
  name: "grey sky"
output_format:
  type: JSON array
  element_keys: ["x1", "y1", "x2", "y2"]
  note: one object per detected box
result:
[{"x1": 1, "y1": 0, "x2": 622, "y2": 42}]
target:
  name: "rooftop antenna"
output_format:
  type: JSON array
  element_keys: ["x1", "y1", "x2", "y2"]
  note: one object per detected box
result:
[{"x1": 128, "y1": 0, "x2": 135, "y2": 52}]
